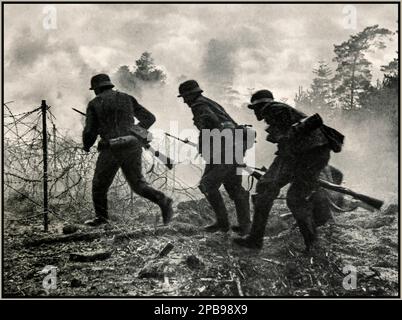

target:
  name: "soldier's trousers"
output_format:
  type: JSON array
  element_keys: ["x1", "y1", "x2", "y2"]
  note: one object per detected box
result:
[
  {"x1": 251, "y1": 146, "x2": 331, "y2": 248},
  {"x1": 199, "y1": 164, "x2": 251, "y2": 229},
  {"x1": 92, "y1": 145, "x2": 167, "y2": 219}
]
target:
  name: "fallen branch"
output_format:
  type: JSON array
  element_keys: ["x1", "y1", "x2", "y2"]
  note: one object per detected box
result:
[
  {"x1": 24, "y1": 229, "x2": 121, "y2": 247},
  {"x1": 235, "y1": 276, "x2": 244, "y2": 297},
  {"x1": 24, "y1": 223, "x2": 199, "y2": 247},
  {"x1": 69, "y1": 250, "x2": 112, "y2": 262},
  {"x1": 229, "y1": 271, "x2": 244, "y2": 297},
  {"x1": 156, "y1": 243, "x2": 174, "y2": 258}
]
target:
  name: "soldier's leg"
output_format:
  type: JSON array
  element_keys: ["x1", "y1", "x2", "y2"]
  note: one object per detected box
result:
[
  {"x1": 287, "y1": 180, "x2": 317, "y2": 250},
  {"x1": 287, "y1": 147, "x2": 331, "y2": 250},
  {"x1": 91, "y1": 149, "x2": 119, "y2": 222},
  {"x1": 223, "y1": 168, "x2": 251, "y2": 235},
  {"x1": 199, "y1": 164, "x2": 231, "y2": 232},
  {"x1": 234, "y1": 157, "x2": 291, "y2": 248},
  {"x1": 120, "y1": 147, "x2": 173, "y2": 225},
  {"x1": 311, "y1": 188, "x2": 332, "y2": 226}
]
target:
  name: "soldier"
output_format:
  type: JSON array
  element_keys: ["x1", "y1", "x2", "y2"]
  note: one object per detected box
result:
[
  {"x1": 177, "y1": 80, "x2": 251, "y2": 235},
  {"x1": 233, "y1": 89, "x2": 343, "y2": 251},
  {"x1": 83, "y1": 74, "x2": 173, "y2": 226}
]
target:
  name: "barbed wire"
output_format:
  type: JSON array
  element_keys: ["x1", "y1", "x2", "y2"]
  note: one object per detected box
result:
[{"x1": 4, "y1": 102, "x2": 203, "y2": 227}]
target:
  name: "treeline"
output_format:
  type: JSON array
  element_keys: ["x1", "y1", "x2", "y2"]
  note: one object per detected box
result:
[{"x1": 294, "y1": 25, "x2": 398, "y2": 137}]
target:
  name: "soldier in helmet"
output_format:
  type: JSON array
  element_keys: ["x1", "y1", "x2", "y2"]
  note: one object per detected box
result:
[
  {"x1": 233, "y1": 89, "x2": 343, "y2": 251},
  {"x1": 83, "y1": 73, "x2": 173, "y2": 226},
  {"x1": 178, "y1": 80, "x2": 251, "y2": 235}
]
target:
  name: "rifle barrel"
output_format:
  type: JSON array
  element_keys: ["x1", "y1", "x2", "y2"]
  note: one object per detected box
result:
[
  {"x1": 72, "y1": 108, "x2": 86, "y2": 116},
  {"x1": 318, "y1": 179, "x2": 383, "y2": 210},
  {"x1": 165, "y1": 132, "x2": 198, "y2": 148}
]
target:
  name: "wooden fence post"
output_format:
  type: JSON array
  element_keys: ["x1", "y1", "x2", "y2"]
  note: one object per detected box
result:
[{"x1": 41, "y1": 100, "x2": 49, "y2": 232}]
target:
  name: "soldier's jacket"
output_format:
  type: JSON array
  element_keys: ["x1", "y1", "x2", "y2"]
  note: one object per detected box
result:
[
  {"x1": 83, "y1": 89, "x2": 156, "y2": 151},
  {"x1": 189, "y1": 95, "x2": 238, "y2": 162},
  {"x1": 189, "y1": 95, "x2": 237, "y2": 130},
  {"x1": 260, "y1": 101, "x2": 336, "y2": 156}
]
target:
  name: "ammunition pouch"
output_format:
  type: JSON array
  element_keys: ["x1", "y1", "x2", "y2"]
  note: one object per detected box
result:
[{"x1": 130, "y1": 125, "x2": 153, "y2": 143}]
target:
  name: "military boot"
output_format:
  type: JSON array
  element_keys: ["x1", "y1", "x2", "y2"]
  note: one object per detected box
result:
[
  {"x1": 160, "y1": 196, "x2": 174, "y2": 225},
  {"x1": 204, "y1": 191, "x2": 230, "y2": 232},
  {"x1": 233, "y1": 235, "x2": 263, "y2": 249},
  {"x1": 137, "y1": 184, "x2": 174, "y2": 225},
  {"x1": 88, "y1": 196, "x2": 109, "y2": 227},
  {"x1": 233, "y1": 194, "x2": 272, "y2": 249},
  {"x1": 84, "y1": 217, "x2": 109, "y2": 227}
]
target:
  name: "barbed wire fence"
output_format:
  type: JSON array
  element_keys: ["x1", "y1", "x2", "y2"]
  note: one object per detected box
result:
[{"x1": 3, "y1": 101, "x2": 204, "y2": 231}]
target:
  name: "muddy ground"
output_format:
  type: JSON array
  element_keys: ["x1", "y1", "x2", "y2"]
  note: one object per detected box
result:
[{"x1": 2, "y1": 195, "x2": 399, "y2": 297}]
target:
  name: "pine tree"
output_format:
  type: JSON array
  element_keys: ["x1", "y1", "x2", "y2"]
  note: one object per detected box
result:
[
  {"x1": 133, "y1": 52, "x2": 166, "y2": 83},
  {"x1": 381, "y1": 56, "x2": 399, "y2": 88},
  {"x1": 294, "y1": 86, "x2": 312, "y2": 113},
  {"x1": 113, "y1": 52, "x2": 167, "y2": 94},
  {"x1": 332, "y1": 25, "x2": 392, "y2": 110},
  {"x1": 310, "y1": 61, "x2": 334, "y2": 109}
]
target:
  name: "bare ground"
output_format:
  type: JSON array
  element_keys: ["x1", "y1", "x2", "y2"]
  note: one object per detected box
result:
[{"x1": 2, "y1": 196, "x2": 399, "y2": 297}]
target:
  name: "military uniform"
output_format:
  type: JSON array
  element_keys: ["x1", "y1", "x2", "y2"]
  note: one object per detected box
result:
[
  {"x1": 178, "y1": 80, "x2": 251, "y2": 234},
  {"x1": 235, "y1": 90, "x2": 343, "y2": 250},
  {"x1": 83, "y1": 74, "x2": 173, "y2": 226}
]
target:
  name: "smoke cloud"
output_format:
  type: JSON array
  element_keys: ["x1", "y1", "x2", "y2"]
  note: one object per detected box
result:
[{"x1": 3, "y1": 3, "x2": 398, "y2": 196}]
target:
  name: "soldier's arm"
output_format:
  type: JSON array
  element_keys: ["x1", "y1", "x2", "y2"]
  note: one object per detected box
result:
[
  {"x1": 131, "y1": 96, "x2": 156, "y2": 129},
  {"x1": 263, "y1": 103, "x2": 305, "y2": 127},
  {"x1": 192, "y1": 105, "x2": 221, "y2": 130},
  {"x1": 82, "y1": 102, "x2": 99, "y2": 152}
]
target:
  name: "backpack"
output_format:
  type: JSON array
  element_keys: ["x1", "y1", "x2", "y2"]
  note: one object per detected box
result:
[{"x1": 321, "y1": 125, "x2": 344, "y2": 153}]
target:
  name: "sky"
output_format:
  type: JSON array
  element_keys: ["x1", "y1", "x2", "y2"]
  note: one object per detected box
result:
[{"x1": 3, "y1": 3, "x2": 399, "y2": 197}]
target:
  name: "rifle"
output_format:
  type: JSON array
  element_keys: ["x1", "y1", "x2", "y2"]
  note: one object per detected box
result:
[
  {"x1": 73, "y1": 108, "x2": 174, "y2": 169},
  {"x1": 246, "y1": 166, "x2": 383, "y2": 210},
  {"x1": 166, "y1": 133, "x2": 384, "y2": 210},
  {"x1": 165, "y1": 132, "x2": 198, "y2": 148}
]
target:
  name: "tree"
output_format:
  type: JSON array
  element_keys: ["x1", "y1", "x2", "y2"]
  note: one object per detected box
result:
[
  {"x1": 113, "y1": 52, "x2": 167, "y2": 94},
  {"x1": 358, "y1": 55, "x2": 399, "y2": 137},
  {"x1": 381, "y1": 56, "x2": 399, "y2": 88},
  {"x1": 294, "y1": 86, "x2": 312, "y2": 113},
  {"x1": 294, "y1": 62, "x2": 334, "y2": 116},
  {"x1": 310, "y1": 61, "x2": 334, "y2": 109},
  {"x1": 114, "y1": 65, "x2": 136, "y2": 91},
  {"x1": 332, "y1": 25, "x2": 392, "y2": 110},
  {"x1": 133, "y1": 52, "x2": 166, "y2": 83}
]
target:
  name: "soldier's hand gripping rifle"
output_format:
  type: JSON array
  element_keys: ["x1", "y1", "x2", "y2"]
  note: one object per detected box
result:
[{"x1": 73, "y1": 108, "x2": 175, "y2": 169}]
